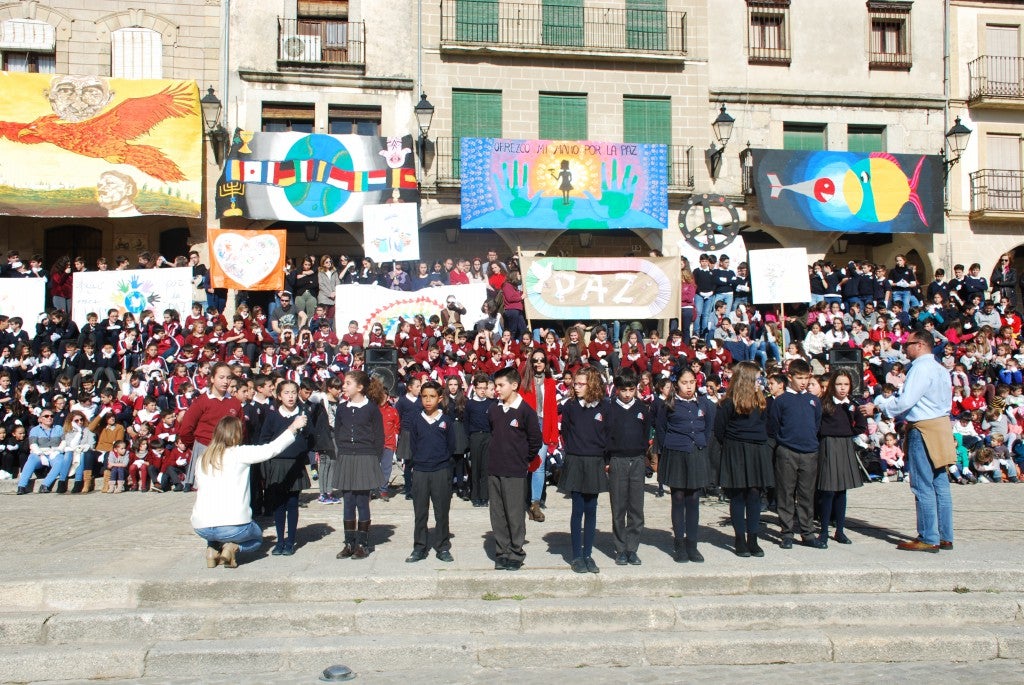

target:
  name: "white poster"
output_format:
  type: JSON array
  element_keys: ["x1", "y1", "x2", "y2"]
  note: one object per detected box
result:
[
  {"x1": 335, "y1": 283, "x2": 487, "y2": 338},
  {"x1": 363, "y1": 203, "x2": 420, "y2": 263},
  {"x1": 71, "y1": 267, "x2": 194, "y2": 326},
  {"x1": 678, "y1": 235, "x2": 747, "y2": 272},
  {"x1": 0, "y1": 278, "x2": 46, "y2": 328},
  {"x1": 748, "y1": 248, "x2": 811, "y2": 305}
]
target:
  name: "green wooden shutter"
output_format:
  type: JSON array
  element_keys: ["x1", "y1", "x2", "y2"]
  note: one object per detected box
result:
[
  {"x1": 539, "y1": 94, "x2": 588, "y2": 140},
  {"x1": 626, "y1": 0, "x2": 666, "y2": 51},
  {"x1": 623, "y1": 96, "x2": 671, "y2": 183},
  {"x1": 543, "y1": 0, "x2": 584, "y2": 47},
  {"x1": 452, "y1": 90, "x2": 502, "y2": 176},
  {"x1": 847, "y1": 126, "x2": 885, "y2": 153},
  {"x1": 456, "y1": 0, "x2": 497, "y2": 42},
  {"x1": 783, "y1": 124, "x2": 827, "y2": 151}
]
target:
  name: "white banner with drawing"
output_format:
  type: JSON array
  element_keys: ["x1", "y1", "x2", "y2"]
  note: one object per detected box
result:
[
  {"x1": 71, "y1": 267, "x2": 194, "y2": 326},
  {"x1": 335, "y1": 283, "x2": 488, "y2": 338},
  {"x1": 748, "y1": 248, "x2": 811, "y2": 305}
]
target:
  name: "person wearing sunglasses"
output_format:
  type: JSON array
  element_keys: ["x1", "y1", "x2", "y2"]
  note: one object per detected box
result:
[
  {"x1": 16, "y1": 409, "x2": 66, "y2": 494},
  {"x1": 990, "y1": 253, "x2": 1018, "y2": 311}
]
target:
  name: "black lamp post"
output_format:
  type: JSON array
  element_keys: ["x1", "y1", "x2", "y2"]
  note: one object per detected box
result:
[
  {"x1": 414, "y1": 93, "x2": 435, "y2": 170},
  {"x1": 707, "y1": 104, "x2": 735, "y2": 180},
  {"x1": 200, "y1": 86, "x2": 229, "y2": 166}
]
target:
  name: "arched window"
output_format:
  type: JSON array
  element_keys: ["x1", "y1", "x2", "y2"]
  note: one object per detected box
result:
[
  {"x1": 0, "y1": 19, "x2": 56, "y2": 73},
  {"x1": 111, "y1": 27, "x2": 162, "y2": 79}
]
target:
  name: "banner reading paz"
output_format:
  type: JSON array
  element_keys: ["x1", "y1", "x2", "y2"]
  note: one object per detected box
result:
[
  {"x1": 208, "y1": 228, "x2": 286, "y2": 291},
  {"x1": 0, "y1": 73, "x2": 201, "y2": 218},
  {"x1": 520, "y1": 256, "x2": 679, "y2": 321}
]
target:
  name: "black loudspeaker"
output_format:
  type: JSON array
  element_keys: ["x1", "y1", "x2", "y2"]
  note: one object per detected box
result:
[
  {"x1": 365, "y1": 347, "x2": 399, "y2": 394},
  {"x1": 828, "y1": 347, "x2": 864, "y2": 395}
]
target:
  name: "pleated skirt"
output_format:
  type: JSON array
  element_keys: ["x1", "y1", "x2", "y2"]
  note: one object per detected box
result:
[
  {"x1": 817, "y1": 436, "x2": 864, "y2": 491},
  {"x1": 658, "y1": 446, "x2": 711, "y2": 490},
  {"x1": 262, "y1": 457, "x2": 312, "y2": 495},
  {"x1": 557, "y1": 454, "x2": 608, "y2": 495},
  {"x1": 718, "y1": 440, "x2": 774, "y2": 489},
  {"x1": 330, "y1": 452, "x2": 384, "y2": 491}
]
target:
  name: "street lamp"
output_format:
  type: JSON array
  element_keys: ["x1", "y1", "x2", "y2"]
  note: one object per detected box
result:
[
  {"x1": 200, "y1": 86, "x2": 230, "y2": 166},
  {"x1": 707, "y1": 104, "x2": 735, "y2": 180},
  {"x1": 414, "y1": 92, "x2": 435, "y2": 169},
  {"x1": 942, "y1": 116, "x2": 972, "y2": 171}
]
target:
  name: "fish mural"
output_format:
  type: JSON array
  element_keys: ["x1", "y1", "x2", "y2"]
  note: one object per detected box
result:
[{"x1": 752, "y1": 149, "x2": 943, "y2": 234}]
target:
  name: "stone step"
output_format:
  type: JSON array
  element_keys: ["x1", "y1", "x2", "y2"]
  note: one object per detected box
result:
[
  {"x1": 3, "y1": 593, "x2": 1021, "y2": 647},
  {"x1": 4, "y1": 624, "x2": 1024, "y2": 682},
  {"x1": 4, "y1": 563, "x2": 1024, "y2": 611}
]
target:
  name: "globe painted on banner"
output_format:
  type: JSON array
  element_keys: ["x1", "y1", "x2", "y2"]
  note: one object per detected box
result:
[{"x1": 283, "y1": 134, "x2": 353, "y2": 217}]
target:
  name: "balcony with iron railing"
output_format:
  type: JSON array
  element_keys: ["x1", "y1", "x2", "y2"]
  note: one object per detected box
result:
[
  {"x1": 970, "y1": 169, "x2": 1024, "y2": 220},
  {"x1": 440, "y1": 0, "x2": 686, "y2": 61},
  {"x1": 277, "y1": 18, "x2": 364, "y2": 68},
  {"x1": 432, "y1": 137, "x2": 693, "y2": 191},
  {"x1": 968, "y1": 56, "x2": 1024, "y2": 106}
]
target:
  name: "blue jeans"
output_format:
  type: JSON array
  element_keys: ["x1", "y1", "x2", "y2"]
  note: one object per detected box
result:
[
  {"x1": 680, "y1": 306, "x2": 695, "y2": 341},
  {"x1": 810, "y1": 294, "x2": 825, "y2": 306},
  {"x1": 194, "y1": 521, "x2": 264, "y2": 554},
  {"x1": 25, "y1": 452, "x2": 73, "y2": 487},
  {"x1": 715, "y1": 292, "x2": 734, "y2": 317},
  {"x1": 892, "y1": 290, "x2": 917, "y2": 311},
  {"x1": 694, "y1": 293, "x2": 715, "y2": 339},
  {"x1": 907, "y1": 428, "x2": 953, "y2": 545},
  {"x1": 531, "y1": 444, "x2": 547, "y2": 502}
]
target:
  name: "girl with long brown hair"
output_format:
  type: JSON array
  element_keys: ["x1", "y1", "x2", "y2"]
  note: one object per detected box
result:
[
  {"x1": 815, "y1": 370, "x2": 866, "y2": 547},
  {"x1": 714, "y1": 361, "x2": 773, "y2": 558}
]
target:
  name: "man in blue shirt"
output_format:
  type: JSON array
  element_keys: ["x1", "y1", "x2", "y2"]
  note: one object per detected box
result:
[{"x1": 862, "y1": 330, "x2": 953, "y2": 552}]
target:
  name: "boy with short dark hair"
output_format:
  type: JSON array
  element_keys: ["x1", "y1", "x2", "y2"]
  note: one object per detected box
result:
[
  {"x1": 605, "y1": 369, "x2": 651, "y2": 565},
  {"x1": 465, "y1": 373, "x2": 496, "y2": 507},
  {"x1": 487, "y1": 367, "x2": 542, "y2": 571},
  {"x1": 767, "y1": 358, "x2": 823, "y2": 549},
  {"x1": 405, "y1": 380, "x2": 456, "y2": 563}
]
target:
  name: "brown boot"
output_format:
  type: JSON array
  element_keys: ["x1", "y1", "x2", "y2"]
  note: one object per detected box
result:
[
  {"x1": 336, "y1": 520, "x2": 356, "y2": 559},
  {"x1": 219, "y1": 542, "x2": 239, "y2": 568},
  {"x1": 352, "y1": 520, "x2": 371, "y2": 559},
  {"x1": 101, "y1": 469, "x2": 111, "y2": 493},
  {"x1": 206, "y1": 545, "x2": 222, "y2": 568},
  {"x1": 82, "y1": 472, "x2": 94, "y2": 494},
  {"x1": 530, "y1": 501, "x2": 545, "y2": 523}
]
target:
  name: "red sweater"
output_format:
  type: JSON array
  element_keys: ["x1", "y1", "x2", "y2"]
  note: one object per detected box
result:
[{"x1": 178, "y1": 391, "x2": 243, "y2": 447}]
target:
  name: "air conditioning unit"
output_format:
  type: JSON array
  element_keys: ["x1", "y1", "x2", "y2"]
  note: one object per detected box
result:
[{"x1": 280, "y1": 34, "x2": 321, "y2": 62}]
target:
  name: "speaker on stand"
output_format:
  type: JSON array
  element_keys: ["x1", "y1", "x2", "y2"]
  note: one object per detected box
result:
[
  {"x1": 828, "y1": 347, "x2": 864, "y2": 395},
  {"x1": 365, "y1": 347, "x2": 399, "y2": 394}
]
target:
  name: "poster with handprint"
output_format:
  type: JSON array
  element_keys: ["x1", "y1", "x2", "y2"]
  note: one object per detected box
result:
[{"x1": 460, "y1": 138, "x2": 668, "y2": 230}]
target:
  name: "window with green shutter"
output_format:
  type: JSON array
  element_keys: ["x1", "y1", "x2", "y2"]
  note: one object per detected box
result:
[
  {"x1": 452, "y1": 90, "x2": 502, "y2": 177},
  {"x1": 539, "y1": 94, "x2": 588, "y2": 140},
  {"x1": 543, "y1": 0, "x2": 584, "y2": 48},
  {"x1": 456, "y1": 0, "x2": 497, "y2": 42},
  {"x1": 847, "y1": 125, "x2": 885, "y2": 153},
  {"x1": 623, "y1": 96, "x2": 672, "y2": 183},
  {"x1": 783, "y1": 123, "x2": 827, "y2": 151},
  {"x1": 626, "y1": 0, "x2": 666, "y2": 51}
]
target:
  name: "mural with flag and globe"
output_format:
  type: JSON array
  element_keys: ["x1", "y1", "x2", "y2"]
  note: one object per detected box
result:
[{"x1": 214, "y1": 132, "x2": 419, "y2": 221}]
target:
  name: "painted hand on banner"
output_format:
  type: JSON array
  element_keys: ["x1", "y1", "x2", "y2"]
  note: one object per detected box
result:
[
  {"x1": 584, "y1": 160, "x2": 639, "y2": 219},
  {"x1": 493, "y1": 161, "x2": 541, "y2": 218}
]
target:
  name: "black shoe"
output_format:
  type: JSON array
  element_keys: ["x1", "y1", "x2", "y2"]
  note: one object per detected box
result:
[
  {"x1": 55, "y1": 480, "x2": 68, "y2": 494},
  {"x1": 672, "y1": 539, "x2": 688, "y2": 563},
  {"x1": 685, "y1": 542, "x2": 704, "y2": 563},
  {"x1": 834, "y1": 533, "x2": 852, "y2": 545},
  {"x1": 654, "y1": 490, "x2": 664, "y2": 498},
  {"x1": 280, "y1": 542, "x2": 295, "y2": 556},
  {"x1": 804, "y1": 536, "x2": 828, "y2": 549},
  {"x1": 780, "y1": 537, "x2": 794, "y2": 550},
  {"x1": 39, "y1": 484, "x2": 52, "y2": 494},
  {"x1": 505, "y1": 560, "x2": 522, "y2": 571},
  {"x1": 570, "y1": 557, "x2": 588, "y2": 574},
  {"x1": 747, "y1": 534, "x2": 765, "y2": 557},
  {"x1": 406, "y1": 550, "x2": 427, "y2": 563},
  {"x1": 271, "y1": 544, "x2": 285, "y2": 556},
  {"x1": 16, "y1": 486, "x2": 28, "y2": 495},
  {"x1": 585, "y1": 557, "x2": 599, "y2": 574},
  {"x1": 172, "y1": 484, "x2": 183, "y2": 492},
  {"x1": 734, "y1": 534, "x2": 751, "y2": 557},
  {"x1": 614, "y1": 552, "x2": 629, "y2": 566},
  {"x1": 436, "y1": 550, "x2": 454, "y2": 563},
  {"x1": 627, "y1": 552, "x2": 642, "y2": 566},
  {"x1": 494, "y1": 557, "x2": 509, "y2": 571},
  {"x1": 404, "y1": 493, "x2": 412, "y2": 501},
  {"x1": 182, "y1": 484, "x2": 193, "y2": 493}
]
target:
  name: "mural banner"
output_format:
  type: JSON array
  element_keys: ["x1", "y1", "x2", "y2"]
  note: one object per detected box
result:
[
  {"x1": 363, "y1": 203, "x2": 420, "y2": 263},
  {"x1": 751, "y1": 149, "x2": 943, "y2": 233},
  {"x1": 459, "y1": 137, "x2": 668, "y2": 230},
  {"x1": 71, "y1": 267, "x2": 193, "y2": 327},
  {"x1": 335, "y1": 283, "x2": 487, "y2": 338},
  {"x1": 0, "y1": 277, "x2": 46, "y2": 329},
  {"x1": 208, "y1": 228, "x2": 286, "y2": 291},
  {"x1": 748, "y1": 248, "x2": 812, "y2": 305},
  {"x1": 0, "y1": 73, "x2": 201, "y2": 218},
  {"x1": 519, "y1": 255, "x2": 680, "y2": 321},
  {"x1": 215, "y1": 132, "x2": 418, "y2": 221}
]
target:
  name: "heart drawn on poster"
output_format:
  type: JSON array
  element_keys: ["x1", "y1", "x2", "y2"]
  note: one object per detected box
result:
[{"x1": 213, "y1": 233, "x2": 281, "y2": 288}]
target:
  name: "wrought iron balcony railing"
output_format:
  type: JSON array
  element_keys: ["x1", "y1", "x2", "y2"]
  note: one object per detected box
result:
[
  {"x1": 278, "y1": 18, "x2": 365, "y2": 66},
  {"x1": 970, "y1": 169, "x2": 1024, "y2": 214},
  {"x1": 969, "y1": 55, "x2": 1024, "y2": 101}
]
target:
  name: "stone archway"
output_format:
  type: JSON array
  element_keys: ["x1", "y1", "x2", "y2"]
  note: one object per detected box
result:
[{"x1": 45, "y1": 225, "x2": 102, "y2": 269}]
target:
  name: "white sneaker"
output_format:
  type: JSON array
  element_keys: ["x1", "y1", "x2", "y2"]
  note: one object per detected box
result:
[{"x1": 881, "y1": 475, "x2": 889, "y2": 483}]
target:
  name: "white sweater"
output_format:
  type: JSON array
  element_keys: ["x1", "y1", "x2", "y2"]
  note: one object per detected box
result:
[{"x1": 190, "y1": 430, "x2": 296, "y2": 529}]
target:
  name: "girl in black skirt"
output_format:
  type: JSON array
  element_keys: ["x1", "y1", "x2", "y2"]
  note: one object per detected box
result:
[
  {"x1": 442, "y1": 376, "x2": 470, "y2": 500},
  {"x1": 655, "y1": 369, "x2": 717, "y2": 563},
  {"x1": 816, "y1": 370, "x2": 866, "y2": 547},
  {"x1": 332, "y1": 370, "x2": 385, "y2": 560},
  {"x1": 558, "y1": 366, "x2": 609, "y2": 574},
  {"x1": 259, "y1": 381, "x2": 314, "y2": 556},
  {"x1": 715, "y1": 361, "x2": 774, "y2": 558}
]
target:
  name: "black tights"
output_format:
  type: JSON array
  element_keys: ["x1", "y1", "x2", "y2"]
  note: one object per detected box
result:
[
  {"x1": 670, "y1": 488, "x2": 700, "y2": 541},
  {"x1": 569, "y1": 491, "x2": 598, "y2": 558},
  {"x1": 343, "y1": 490, "x2": 371, "y2": 522},
  {"x1": 273, "y1": 493, "x2": 299, "y2": 545},
  {"x1": 726, "y1": 487, "x2": 761, "y2": 537},
  {"x1": 817, "y1": 489, "x2": 847, "y2": 539}
]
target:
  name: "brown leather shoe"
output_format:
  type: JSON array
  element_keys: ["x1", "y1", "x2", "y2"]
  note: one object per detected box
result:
[
  {"x1": 896, "y1": 539, "x2": 940, "y2": 553},
  {"x1": 205, "y1": 546, "x2": 222, "y2": 568},
  {"x1": 530, "y1": 501, "x2": 545, "y2": 523},
  {"x1": 219, "y1": 542, "x2": 239, "y2": 568},
  {"x1": 917, "y1": 537, "x2": 953, "y2": 550}
]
